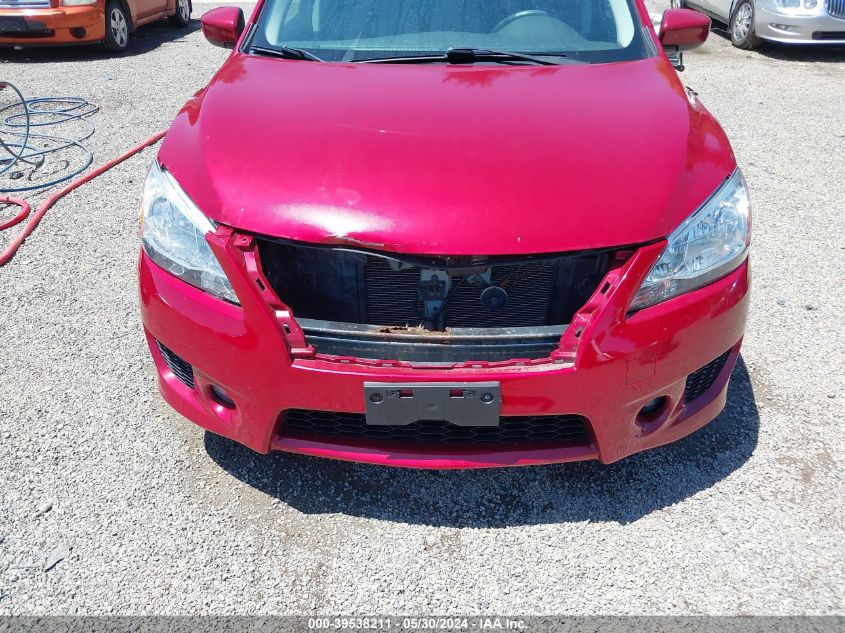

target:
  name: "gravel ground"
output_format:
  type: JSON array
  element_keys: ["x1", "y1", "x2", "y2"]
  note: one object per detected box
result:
[{"x1": 0, "y1": 1, "x2": 843, "y2": 616}]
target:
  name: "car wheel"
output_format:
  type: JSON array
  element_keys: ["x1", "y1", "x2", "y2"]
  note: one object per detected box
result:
[
  {"x1": 730, "y1": 0, "x2": 762, "y2": 49},
  {"x1": 103, "y1": 0, "x2": 130, "y2": 52},
  {"x1": 169, "y1": 0, "x2": 191, "y2": 27}
]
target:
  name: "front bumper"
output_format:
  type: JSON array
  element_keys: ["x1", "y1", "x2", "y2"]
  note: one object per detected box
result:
[
  {"x1": 0, "y1": 7, "x2": 104, "y2": 45},
  {"x1": 756, "y1": 9, "x2": 845, "y2": 43},
  {"x1": 139, "y1": 232, "x2": 750, "y2": 469}
]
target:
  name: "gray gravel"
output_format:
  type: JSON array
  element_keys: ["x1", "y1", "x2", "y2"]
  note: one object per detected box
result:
[{"x1": 0, "y1": 1, "x2": 843, "y2": 616}]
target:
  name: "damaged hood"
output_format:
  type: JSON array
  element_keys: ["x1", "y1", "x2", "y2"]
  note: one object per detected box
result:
[{"x1": 159, "y1": 54, "x2": 736, "y2": 255}]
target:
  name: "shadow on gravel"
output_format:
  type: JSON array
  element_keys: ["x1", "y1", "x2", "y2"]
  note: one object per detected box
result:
[
  {"x1": 206, "y1": 357, "x2": 759, "y2": 527},
  {"x1": 753, "y1": 44, "x2": 845, "y2": 63},
  {"x1": 0, "y1": 19, "x2": 200, "y2": 63}
]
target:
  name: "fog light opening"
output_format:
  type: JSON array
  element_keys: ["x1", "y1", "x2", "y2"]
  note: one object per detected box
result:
[
  {"x1": 638, "y1": 396, "x2": 668, "y2": 420},
  {"x1": 70, "y1": 27, "x2": 87, "y2": 38},
  {"x1": 210, "y1": 385, "x2": 236, "y2": 408}
]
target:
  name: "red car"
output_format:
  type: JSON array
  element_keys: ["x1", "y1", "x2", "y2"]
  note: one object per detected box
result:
[{"x1": 139, "y1": 0, "x2": 751, "y2": 469}]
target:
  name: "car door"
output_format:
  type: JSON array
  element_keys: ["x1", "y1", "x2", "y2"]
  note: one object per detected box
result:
[
  {"x1": 687, "y1": 0, "x2": 732, "y2": 22},
  {"x1": 707, "y1": 0, "x2": 734, "y2": 20},
  {"x1": 129, "y1": 0, "x2": 167, "y2": 21}
]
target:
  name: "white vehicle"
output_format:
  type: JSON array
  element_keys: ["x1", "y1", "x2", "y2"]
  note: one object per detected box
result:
[{"x1": 673, "y1": 0, "x2": 845, "y2": 48}]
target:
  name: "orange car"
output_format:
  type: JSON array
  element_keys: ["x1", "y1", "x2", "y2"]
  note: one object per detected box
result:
[{"x1": 0, "y1": 0, "x2": 191, "y2": 52}]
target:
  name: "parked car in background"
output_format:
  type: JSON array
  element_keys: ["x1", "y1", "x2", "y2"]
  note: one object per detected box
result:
[
  {"x1": 0, "y1": 0, "x2": 191, "y2": 52},
  {"x1": 140, "y1": 0, "x2": 752, "y2": 469},
  {"x1": 674, "y1": 0, "x2": 845, "y2": 48}
]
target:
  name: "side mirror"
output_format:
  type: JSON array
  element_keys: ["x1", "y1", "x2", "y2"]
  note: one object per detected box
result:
[
  {"x1": 201, "y1": 6, "x2": 245, "y2": 49},
  {"x1": 659, "y1": 9, "x2": 711, "y2": 52}
]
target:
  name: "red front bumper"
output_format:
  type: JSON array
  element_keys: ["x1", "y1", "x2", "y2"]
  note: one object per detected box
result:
[{"x1": 139, "y1": 233, "x2": 750, "y2": 469}]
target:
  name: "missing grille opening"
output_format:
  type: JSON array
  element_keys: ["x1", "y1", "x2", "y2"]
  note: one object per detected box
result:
[
  {"x1": 256, "y1": 241, "x2": 612, "y2": 330},
  {"x1": 254, "y1": 240, "x2": 617, "y2": 363}
]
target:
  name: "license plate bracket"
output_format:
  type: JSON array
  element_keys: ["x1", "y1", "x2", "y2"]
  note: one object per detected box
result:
[{"x1": 364, "y1": 382, "x2": 501, "y2": 427}]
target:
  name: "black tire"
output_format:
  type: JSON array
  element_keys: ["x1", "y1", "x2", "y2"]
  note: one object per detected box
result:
[
  {"x1": 103, "y1": 0, "x2": 131, "y2": 52},
  {"x1": 169, "y1": 0, "x2": 191, "y2": 27},
  {"x1": 730, "y1": 0, "x2": 762, "y2": 49}
]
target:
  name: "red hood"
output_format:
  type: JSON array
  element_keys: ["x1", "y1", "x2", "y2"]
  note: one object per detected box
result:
[{"x1": 159, "y1": 54, "x2": 735, "y2": 255}]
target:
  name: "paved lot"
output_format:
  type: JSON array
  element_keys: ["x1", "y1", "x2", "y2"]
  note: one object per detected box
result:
[{"x1": 0, "y1": 1, "x2": 843, "y2": 615}]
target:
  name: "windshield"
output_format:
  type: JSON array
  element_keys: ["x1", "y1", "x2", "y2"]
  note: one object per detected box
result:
[{"x1": 249, "y1": 0, "x2": 654, "y2": 64}]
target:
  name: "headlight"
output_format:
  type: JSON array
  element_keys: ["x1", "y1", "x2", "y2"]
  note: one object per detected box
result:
[
  {"x1": 760, "y1": 0, "x2": 817, "y2": 13},
  {"x1": 630, "y1": 169, "x2": 750, "y2": 312},
  {"x1": 62, "y1": 0, "x2": 97, "y2": 5},
  {"x1": 140, "y1": 161, "x2": 239, "y2": 304}
]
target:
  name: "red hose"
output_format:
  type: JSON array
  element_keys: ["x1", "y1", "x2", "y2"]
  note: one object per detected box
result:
[
  {"x1": 0, "y1": 197, "x2": 30, "y2": 231},
  {"x1": 0, "y1": 130, "x2": 166, "y2": 267}
]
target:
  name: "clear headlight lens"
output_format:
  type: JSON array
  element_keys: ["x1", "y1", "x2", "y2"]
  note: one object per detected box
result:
[
  {"x1": 630, "y1": 169, "x2": 750, "y2": 312},
  {"x1": 140, "y1": 161, "x2": 239, "y2": 304}
]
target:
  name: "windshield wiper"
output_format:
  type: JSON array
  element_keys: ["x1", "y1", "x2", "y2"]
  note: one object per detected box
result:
[
  {"x1": 360, "y1": 47, "x2": 562, "y2": 66},
  {"x1": 250, "y1": 45, "x2": 323, "y2": 62}
]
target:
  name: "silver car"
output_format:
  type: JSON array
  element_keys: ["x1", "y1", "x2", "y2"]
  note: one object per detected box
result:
[{"x1": 674, "y1": 0, "x2": 845, "y2": 48}]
